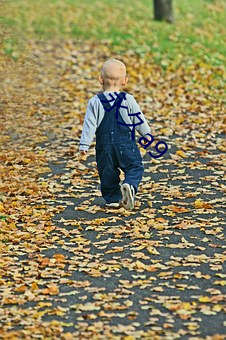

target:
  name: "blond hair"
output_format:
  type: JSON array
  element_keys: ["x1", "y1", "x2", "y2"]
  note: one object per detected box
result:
[{"x1": 100, "y1": 59, "x2": 126, "y2": 86}]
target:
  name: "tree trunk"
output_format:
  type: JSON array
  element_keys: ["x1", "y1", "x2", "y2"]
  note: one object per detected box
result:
[{"x1": 153, "y1": 0, "x2": 174, "y2": 23}]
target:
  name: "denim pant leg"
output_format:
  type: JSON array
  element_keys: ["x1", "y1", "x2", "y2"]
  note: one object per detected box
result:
[
  {"x1": 116, "y1": 143, "x2": 144, "y2": 194},
  {"x1": 96, "y1": 145, "x2": 122, "y2": 203}
]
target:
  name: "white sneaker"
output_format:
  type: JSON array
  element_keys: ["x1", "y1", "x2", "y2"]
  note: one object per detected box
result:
[
  {"x1": 105, "y1": 202, "x2": 121, "y2": 208},
  {"x1": 120, "y1": 183, "x2": 135, "y2": 210}
]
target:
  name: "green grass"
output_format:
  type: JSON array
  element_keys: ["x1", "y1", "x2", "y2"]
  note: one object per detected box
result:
[{"x1": 1, "y1": 0, "x2": 225, "y2": 65}]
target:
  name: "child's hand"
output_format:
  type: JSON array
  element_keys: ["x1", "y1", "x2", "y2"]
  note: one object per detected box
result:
[
  {"x1": 80, "y1": 150, "x2": 87, "y2": 155},
  {"x1": 144, "y1": 136, "x2": 153, "y2": 143}
]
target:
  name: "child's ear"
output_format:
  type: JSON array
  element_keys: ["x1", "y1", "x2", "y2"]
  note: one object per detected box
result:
[
  {"x1": 99, "y1": 76, "x2": 104, "y2": 84},
  {"x1": 122, "y1": 76, "x2": 128, "y2": 85}
]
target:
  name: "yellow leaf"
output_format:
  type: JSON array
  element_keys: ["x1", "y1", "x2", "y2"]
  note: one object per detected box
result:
[
  {"x1": 70, "y1": 236, "x2": 84, "y2": 243},
  {"x1": 37, "y1": 302, "x2": 52, "y2": 308},
  {"x1": 33, "y1": 310, "x2": 51, "y2": 319},
  {"x1": 214, "y1": 280, "x2": 226, "y2": 286},
  {"x1": 92, "y1": 218, "x2": 108, "y2": 225},
  {"x1": 155, "y1": 224, "x2": 168, "y2": 230},
  {"x1": 9, "y1": 222, "x2": 16, "y2": 228},
  {"x1": 135, "y1": 260, "x2": 157, "y2": 272},
  {"x1": 135, "y1": 260, "x2": 147, "y2": 269},
  {"x1": 212, "y1": 304, "x2": 223, "y2": 312},
  {"x1": 198, "y1": 296, "x2": 211, "y2": 303},
  {"x1": 182, "y1": 302, "x2": 193, "y2": 310},
  {"x1": 0, "y1": 203, "x2": 5, "y2": 212},
  {"x1": 147, "y1": 246, "x2": 160, "y2": 255},
  {"x1": 176, "y1": 150, "x2": 186, "y2": 158},
  {"x1": 194, "y1": 199, "x2": 213, "y2": 209},
  {"x1": 31, "y1": 282, "x2": 39, "y2": 292},
  {"x1": 62, "y1": 333, "x2": 74, "y2": 340},
  {"x1": 153, "y1": 286, "x2": 164, "y2": 292},
  {"x1": 105, "y1": 247, "x2": 124, "y2": 254},
  {"x1": 187, "y1": 323, "x2": 199, "y2": 331}
]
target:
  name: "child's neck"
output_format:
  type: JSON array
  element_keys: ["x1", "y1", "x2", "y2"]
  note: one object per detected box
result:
[{"x1": 103, "y1": 87, "x2": 121, "y2": 92}]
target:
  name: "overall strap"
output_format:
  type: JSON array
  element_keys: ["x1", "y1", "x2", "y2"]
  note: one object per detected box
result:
[{"x1": 97, "y1": 92, "x2": 125, "y2": 112}]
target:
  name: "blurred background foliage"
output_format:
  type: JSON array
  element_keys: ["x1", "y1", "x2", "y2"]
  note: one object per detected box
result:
[{"x1": 0, "y1": 0, "x2": 225, "y2": 67}]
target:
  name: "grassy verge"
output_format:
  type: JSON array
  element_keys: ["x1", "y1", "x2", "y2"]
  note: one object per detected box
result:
[{"x1": 1, "y1": 0, "x2": 225, "y2": 66}]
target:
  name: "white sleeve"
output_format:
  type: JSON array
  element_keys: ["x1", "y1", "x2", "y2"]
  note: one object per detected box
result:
[
  {"x1": 129, "y1": 96, "x2": 151, "y2": 137},
  {"x1": 79, "y1": 99, "x2": 97, "y2": 151}
]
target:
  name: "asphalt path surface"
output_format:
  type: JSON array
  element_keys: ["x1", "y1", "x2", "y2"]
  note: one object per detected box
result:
[{"x1": 34, "y1": 128, "x2": 225, "y2": 339}]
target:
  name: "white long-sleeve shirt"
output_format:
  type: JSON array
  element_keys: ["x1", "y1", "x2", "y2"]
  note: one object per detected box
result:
[{"x1": 79, "y1": 91, "x2": 151, "y2": 151}]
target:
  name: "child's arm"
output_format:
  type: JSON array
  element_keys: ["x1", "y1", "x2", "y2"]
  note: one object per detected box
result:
[
  {"x1": 128, "y1": 95, "x2": 151, "y2": 138},
  {"x1": 79, "y1": 98, "x2": 98, "y2": 153}
]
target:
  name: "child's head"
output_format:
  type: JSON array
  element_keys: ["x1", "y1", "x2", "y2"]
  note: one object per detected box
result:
[{"x1": 99, "y1": 59, "x2": 128, "y2": 91}]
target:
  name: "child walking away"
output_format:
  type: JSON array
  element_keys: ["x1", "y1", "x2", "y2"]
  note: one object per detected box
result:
[{"x1": 79, "y1": 59, "x2": 151, "y2": 210}]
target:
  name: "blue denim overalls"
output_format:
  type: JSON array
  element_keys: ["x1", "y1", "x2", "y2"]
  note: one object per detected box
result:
[{"x1": 96, "y1": 92, "x2": 144, "y2": 204}]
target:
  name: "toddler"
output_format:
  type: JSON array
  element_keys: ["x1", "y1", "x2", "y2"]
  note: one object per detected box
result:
[{"x1": 79, "y1": 59, "x2": 151, "y2": 210}]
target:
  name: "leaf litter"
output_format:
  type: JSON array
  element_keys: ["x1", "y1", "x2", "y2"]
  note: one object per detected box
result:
[{"x1": 0, "y1": 39, "x2": 225, "y2": 339}]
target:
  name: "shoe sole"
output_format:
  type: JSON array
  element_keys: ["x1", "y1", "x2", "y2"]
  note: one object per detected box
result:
[
  {"x1": 120, "y1": 183, "x2": 134, "y2": 210},
  {"x1": 105, "y1": 203, "x2": 120, "y2": 208}
]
